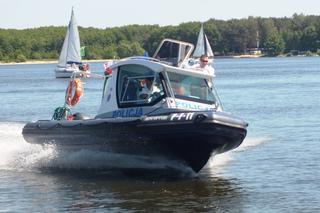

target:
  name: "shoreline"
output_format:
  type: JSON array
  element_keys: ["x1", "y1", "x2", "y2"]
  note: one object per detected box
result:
[
  {"x1": 0, "y1": 60, "x2": 57, "y2": 65},
  {"x1": 0, "y1": 59, "x2": 110, "y2": 66},
  {"x1": 1, "y1": 55, "x2": 318, "y2": 65},
  {"x1": 215, "y1": 54, "x2": 263, "y2": 59}
]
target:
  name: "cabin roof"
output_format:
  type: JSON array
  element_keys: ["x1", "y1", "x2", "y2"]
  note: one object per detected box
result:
[{"x1": 110, "y1": 57, "x2": 212, "y2": 79}]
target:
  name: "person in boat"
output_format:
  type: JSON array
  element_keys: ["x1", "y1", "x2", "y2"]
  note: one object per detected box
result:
[
  {"x1": 138, "y1": 77, "x2": 160, "y2": 100},
  {"x1": 79, "y1": 63, "x2": 89, "y2": 71},
  {"x1": 191, "y1": 54, "x2": 215, "y2": 77}
]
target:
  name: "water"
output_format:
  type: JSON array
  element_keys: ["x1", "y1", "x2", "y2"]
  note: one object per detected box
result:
[{"x1": 0, "y1": 57, "x2": 319, "y2": 212}]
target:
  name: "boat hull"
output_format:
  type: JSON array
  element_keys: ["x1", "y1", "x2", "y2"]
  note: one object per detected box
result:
[
  {"x1": 54, "y1": 68, "x2": 90, "y2": 78},
  {"x1": 22, "y1": 111, "x2": 247, "y2": 173}
]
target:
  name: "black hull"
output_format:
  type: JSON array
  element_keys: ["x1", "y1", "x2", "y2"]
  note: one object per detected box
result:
[{"x1": 22, "y1": 111, "x2": 247, "y2": 173}]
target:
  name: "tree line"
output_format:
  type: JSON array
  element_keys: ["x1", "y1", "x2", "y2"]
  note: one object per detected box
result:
[{"x1": 0, "y1": 13, "x2": 320, "y2": 62}]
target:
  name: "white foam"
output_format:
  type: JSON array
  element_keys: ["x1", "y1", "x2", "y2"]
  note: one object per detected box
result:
[
  {"x1": 208, "y1": 152, "x2": 233, "y2": 168},
  {"x1": 206, "y1": 136, "x2": 269, "y2": 174},
  {"x1": 0, "y1": 122, "x2": 56, "y2": 171},
  {"x1": 236, "y1": 136, "x2": 269, "y2": 152}
]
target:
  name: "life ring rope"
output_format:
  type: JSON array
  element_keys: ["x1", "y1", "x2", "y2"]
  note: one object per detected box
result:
[{"x1": 65, "y1": 79, "x2": 83, "y2": 106}]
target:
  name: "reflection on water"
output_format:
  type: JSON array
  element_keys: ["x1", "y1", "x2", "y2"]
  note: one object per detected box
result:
[{"x1": 28, "y1": 170, "x2": 246, "y2": 212}]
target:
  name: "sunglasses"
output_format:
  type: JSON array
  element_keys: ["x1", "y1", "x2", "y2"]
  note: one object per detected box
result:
[{"x1": 201, "y1": 60, "x2": 208, "y2": 63}]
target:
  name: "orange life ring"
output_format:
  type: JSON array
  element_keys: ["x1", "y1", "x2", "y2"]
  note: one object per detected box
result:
[{"x1": 65, "y1": 79, "x2": 83, "y2": 106}]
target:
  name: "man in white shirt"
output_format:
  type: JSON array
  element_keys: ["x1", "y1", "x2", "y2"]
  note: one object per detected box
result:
[
  {"x1": 193, "y1": 54, "x2": 215, "y2": 77},
  {"x1": 187, "y1": 54, "x2": 215, "y2": 90}
]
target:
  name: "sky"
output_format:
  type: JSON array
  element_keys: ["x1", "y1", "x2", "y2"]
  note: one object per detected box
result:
[{"x1": 1, "y1": 0, "x2": 320, "y2": 29}]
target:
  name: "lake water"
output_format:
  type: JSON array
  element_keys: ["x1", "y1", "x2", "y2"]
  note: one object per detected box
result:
[{"x1": 0, "y1": 57, "x2": 319, "y2": 212}]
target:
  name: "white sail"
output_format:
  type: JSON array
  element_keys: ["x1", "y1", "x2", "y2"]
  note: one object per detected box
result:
[
  {"x1": 57, "y1": 28, "x2": 69, "y2": 67},
  {"x1": 204, "y1": 34, "x2": 213, "y2": 57},
  {"x1": 193, "y1": 24, "x2": 205, "y2": 58},
  {"x1": 192, "y1": 23, "x2": 214, "y2": 58},
  {"x1": 57, "y1": 8, "x2": 81, "y2": 67}
]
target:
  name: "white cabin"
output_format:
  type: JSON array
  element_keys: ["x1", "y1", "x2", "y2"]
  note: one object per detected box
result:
[{"x1": 96, "y1": 39, "x2": 222, "y2": 119}]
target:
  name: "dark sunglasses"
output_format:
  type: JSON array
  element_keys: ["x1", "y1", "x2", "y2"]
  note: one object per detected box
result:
[{"x1": 201, "y1": 60, "x2": 208, "y2": 62}]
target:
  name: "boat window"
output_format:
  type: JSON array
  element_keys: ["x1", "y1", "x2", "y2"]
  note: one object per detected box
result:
[
  {"x1": 102, "y1": 76, "x2": 112, "y2": 98},
  {"x1": 117, "y1": 65, "x2": 165, "y2": 107},
  {"x1": 166, "y1": 72, "x2": 218, "y2": 105},
  {"x1": 154, "y1": 40, "x2": 192, "y2": 67}
]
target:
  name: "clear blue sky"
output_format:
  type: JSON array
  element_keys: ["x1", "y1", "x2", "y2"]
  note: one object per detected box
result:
[{"x1": 1, "y1": 0, "x2": 319, "y2": 29}]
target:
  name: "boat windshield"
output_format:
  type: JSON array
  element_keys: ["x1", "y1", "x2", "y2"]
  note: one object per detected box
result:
[
  {"x1": 153, "y1": 40, "x2": 193, "y2": 67},
  {"x1": 166, "y1": 72, "x2": 219, "y2": 105}
]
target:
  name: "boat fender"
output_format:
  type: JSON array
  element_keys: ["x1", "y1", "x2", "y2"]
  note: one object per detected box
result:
[
  {"x1": 65, "y1": 79, "x2": 83, "y2": 106},
  {"x1": 194, "y1": 113, "x2": 208, "y2": 123}
]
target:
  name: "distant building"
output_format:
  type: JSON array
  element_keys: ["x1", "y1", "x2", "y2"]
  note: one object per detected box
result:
[
  {"x1": 247, "y1": 30, "x2": 262, "y2": 55},
  {"x1": 247, "y1": 48, "x2": 262, "y2": 55}
]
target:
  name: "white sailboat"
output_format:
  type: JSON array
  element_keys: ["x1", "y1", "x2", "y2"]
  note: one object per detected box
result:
[
  {"x1": 55, "y1": 8, "x2": 90, "y2": 78},
  {"x1": 187, "y1": 23, "x2": 214, "y2": 68},
  {"x1": 193, "y1": 23, "x2": 214, "y2": 58}
]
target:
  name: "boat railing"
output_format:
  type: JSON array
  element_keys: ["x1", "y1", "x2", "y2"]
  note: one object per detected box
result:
[
  {"x1": 127, "y1": 56, "x2": 160, "y2": 63},
  {"x1": 124, "y1": 55, "x2": 188, "y2": 68}
]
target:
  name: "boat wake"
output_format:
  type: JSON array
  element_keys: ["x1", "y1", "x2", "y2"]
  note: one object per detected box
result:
[
  {"x1": 0, "y1": 122, "x2": 196, "y2": 177},
  {"x1": 206, "y1": 136, "x2": 270, "y2": 173},
  {"x1": 0, "y1": 122, "x2": 56, "y2": 172}
]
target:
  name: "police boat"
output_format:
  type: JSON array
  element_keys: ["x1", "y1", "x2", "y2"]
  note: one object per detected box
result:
[{"x1": 22, "y1": 39, "x2": 248, "y2": 173}]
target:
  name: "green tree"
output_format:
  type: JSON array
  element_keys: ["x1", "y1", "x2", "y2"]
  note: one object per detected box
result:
[
  {"x1": 15, "y1": 53, "x2": 27, "y2": 62},
  {"x1": 282, "y1": 30, "x2": 302, "y2": 52},
  {"x1": 102, "y1": 45, "x2": 118, "y2": 59},
  {"x1": 1, "y1": 14, "x2": 320, "y2": 62},
  {"x1": 117, "y1": 41, "x2": 144, "y2": 58},
  {"x1": 301, "y1": 26, "x2": 318, "y2": 51},
  {"x1": 264, "y1": 31, "x2": 285, "y2": 56}
]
